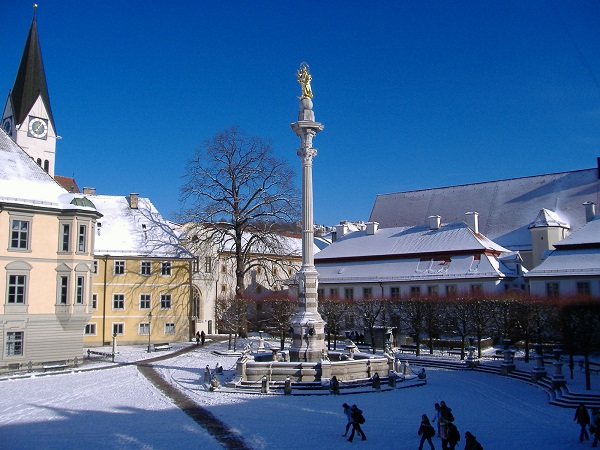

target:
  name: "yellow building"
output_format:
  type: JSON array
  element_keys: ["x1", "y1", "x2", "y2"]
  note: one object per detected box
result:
[{"x1": 83, "y1": 192, "x2": 193, "y2": 347}]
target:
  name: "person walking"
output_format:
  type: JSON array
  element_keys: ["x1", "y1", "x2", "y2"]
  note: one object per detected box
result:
[
  {"x1": 591, "y1": 408, "x2": 600, "y2": 448},
  {"x1": 200, "y1": 330, "x2": 206, "y2": 345},
  {"x1": 446, "y1": 421, "x2": 460, "y2": 450},
  {"x1": 195, "y1": 331, "x2": 200, "y2": 346},
  {"x1": 464, "y1": 431, "x2": 483, "y2": 450},
  {"x1": 574, "y1": 403, "x2": 590, "y2": 442},
  {"x1": 342, "y1": 403, "x2": 353, "y2": 437},
  {"x1": 432, "y1": 403, "x2": 442, "y2": 437},
  {"x1": 347, "y1": 404, "x2": 366, "y2": 442},
  {"x1": 440, "y1": 400, "x2": 455, "y2": 422},
  {"x1": 418, "y1": 414, "x2": 435, "y2": 450},
  {"x1": 439, "y1": 417, "x2": 450, "y2": 450}
]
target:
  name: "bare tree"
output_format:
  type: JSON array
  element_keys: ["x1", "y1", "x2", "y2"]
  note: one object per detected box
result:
[
  {"x1": 318, "y1": 297, "x2": 350, "y2": 351},
  {"x1": 180, "y1": 127, "x2": 301, "y2": 332},
  {"x1": 353, "y1": 297, "x2": 386, "y2": 354},
  {"x1": 262, "y1": 295, "x2": 297, "y2": 350}
]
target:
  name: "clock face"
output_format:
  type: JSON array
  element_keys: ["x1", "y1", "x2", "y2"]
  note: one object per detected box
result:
[
  {"x1": 2, "y1": 117, "x2": 11, "y2": 134},
  {"x1": 28, "y1": 117, "x2": 48, "y2": 139}
]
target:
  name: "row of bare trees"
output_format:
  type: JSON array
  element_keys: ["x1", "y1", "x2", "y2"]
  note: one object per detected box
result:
[{"x1": 216, "y1": 292, "x2": 600, "y2": 385}]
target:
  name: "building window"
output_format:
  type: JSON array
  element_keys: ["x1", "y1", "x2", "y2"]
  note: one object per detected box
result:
[
  {"x1": 92, "y1": 293, "x2": 98, "y2": 310},
  {"x1": 6, "y1": 331, "x2": 24, "y2": 356},
  {"x1": 140, "y1": 261, "x2": 152, "y2": 276},
  {"x1": 61, "y1": 224, "x2": 70, "y2": 252},
  {"x1": 363, "y1": 287, "x2": 373, "y2": 299},
  {"x1": 330, "y1": 288, "x2": 339, "y2": 299},
  {"x1": 92, "y1": 260, "x2": 98, "y2": 274},
  {"x1": 221, "y1": 264, "x2": 227, "y2": 274},
  {"x1": 577, "y1": 282, "x2": 591, "y2": 296},
  {"x1": 428, "y1": 285, "x2": 439, "y2": 296},
  {"x1": 114, "y1": 261, "x2": 125, "y2": 275},
  {"x1": 10, "y1": 219, "x2": 30, "y2": 250},
  {"x1": 221, "y1": 284, "x2": 227, "y2": 293},
  {"x1": 344, "y1": 288, "x2": 354, "y2": 300},
  {"x1": 140, "y1": 294, "x2": 151, "y2": 310},
  {"x1": 471, "y1": 284, "x2": 483, "y2": 295},
  {"x1": 446, "y1": 285, "x2": 457, "y2": 296},
  {"x1": 76, "y1": 276, "x2": 85, "y2": 304},
  {"x1": 546, "y1": 282, "x2": 559, "y2": 298},
  {"x1": 139, "y1": 323, "x2": 150, "y2": 335},
  {"x1": 59, "y1": 276, "x2": 69, "y2": 304},
  {"x1": 410, "y1": 286, "x2": 421, "y2": 297},
  {"x1": 78, "y1": 224, "x2": 87, "y2": 252},
  {"x1": 161, "y1": 262, "x2": 172, "y2": 276},
  {"x1": 112, "y1": 323, "x2": 124, "y2": 335},
  {"x1": 272, "y1": 265, "x2": 278, "y2": 276},
  {"x1": 165, "y1": 323, "x2": 176, "y2": 334},
  {"x1": 160, "y1": 294, "x2": 172, "y2": 309},
  {"x1": 8, "y1": 275, "x2": 26, "y2": 304},
  {"x1": 390, "y1": 287, "x2": 400, "y2": 299},
  {"x1": 317, "y1": 288, "x2": 324, "y2": 299},
  {"x1": 204, "y1": 257, "x2": 212, "y2": 273},
  {"x1": 192, "y1": 257, "x2": 199, "y2": 273},
  {"x1": 113, "y1": 294, "x2": 125, "y2": 310},
  {"x1": 85, "y1": 323, "x2": 97, "y2": 335}
]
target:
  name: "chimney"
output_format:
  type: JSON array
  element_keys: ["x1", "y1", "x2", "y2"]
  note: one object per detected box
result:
[
  {"x1": 336, "y1": 222, "x2": 348, "y2": 239},
  {"x1": 366, "y1": 221, "x2": 379, "y2": 235},
  {"x1": 428, "y1": 215, "x2": 441, "y2": 230},
  {"x1": 82, "y1": 187, "x2": 96, "y2": 196},
  {"x1": 465, "y1": 211, "x2": 479, "y2": 233},
  {"x1": 584, "y1": 201, "x2": 596, "y2": 223},
  {"x1": 129, "y1": 193, "x2": 139, "y2": 209}
]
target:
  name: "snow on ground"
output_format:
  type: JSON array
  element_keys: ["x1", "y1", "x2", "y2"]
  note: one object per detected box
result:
[{"x1": 0, "y1": 337, "x2": 595, "y2": 449}]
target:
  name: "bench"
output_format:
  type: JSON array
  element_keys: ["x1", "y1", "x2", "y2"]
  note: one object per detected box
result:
[
  {"x1": 42, "y1": 361, "x2": 68, "y2": 372},
  {"x1": 447, "y1": 349, "x2": 463, "y2": 356},
  {"x1": 153, "y1": 343, "x2": 171, "y2": 352},
  {"x1": 398, "y1": 345, "x2": 418, "y2": 354},
  {"x1": 87, "y1": 349, "x2": 115, "y2": 362}
]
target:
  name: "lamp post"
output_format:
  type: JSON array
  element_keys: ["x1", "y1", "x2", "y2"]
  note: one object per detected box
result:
[{"x1": 147, "y1": 311, "x2": 152, "y2": 353}]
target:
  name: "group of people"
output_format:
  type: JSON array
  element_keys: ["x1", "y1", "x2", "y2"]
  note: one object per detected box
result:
[
  {"x1": 418, "y1": 401, "x2": 483, "y2": 450},
  {"x1": 342, "y1": 403, "x2": 366, "y2": 442},
  {"x1": 574, "y1": 403, "x2": 600, "y2": 446},
  {"x1": 195, "y1": 330, "x2": 206, "y2": 346}
]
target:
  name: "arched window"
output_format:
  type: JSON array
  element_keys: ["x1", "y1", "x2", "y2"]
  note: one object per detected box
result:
[
  {"x1": 36, "y1": 158, "x2": 42, "y2": 166},
  {"x1": 43, "y1": 160, "x2": 49, "y2": 172}
]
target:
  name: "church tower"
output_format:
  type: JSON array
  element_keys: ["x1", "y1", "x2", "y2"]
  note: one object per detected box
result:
[{"x1": 2, "y1": 6, "x2": 57, "y2": 177}]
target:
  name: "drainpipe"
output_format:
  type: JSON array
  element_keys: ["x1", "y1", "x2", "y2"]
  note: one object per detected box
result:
[{"x1": 102, "y1": 255, "x2": 109, "y2": 345}]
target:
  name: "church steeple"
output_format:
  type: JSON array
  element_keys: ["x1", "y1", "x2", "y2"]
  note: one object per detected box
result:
[
  {"x1": 11, "y1": 7, "x2": 55, "y2": 131},
  {"x1": 2, "y1": 5, "x2": 57, "y2": 177}
]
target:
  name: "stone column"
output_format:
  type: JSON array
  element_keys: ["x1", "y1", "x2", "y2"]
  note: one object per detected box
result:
[{"x1": 289, "y1": 64, "x2": 326, "y2": 363}]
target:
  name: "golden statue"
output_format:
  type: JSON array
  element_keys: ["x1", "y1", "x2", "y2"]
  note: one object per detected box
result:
[{"x1": 297, "y1": 62, "x2": 313, "y2": 99}]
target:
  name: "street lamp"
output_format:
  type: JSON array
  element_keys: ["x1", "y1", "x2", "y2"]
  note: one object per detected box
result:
[{"x1": 147, "y1": 311, "x2": 153, "y2": 353}]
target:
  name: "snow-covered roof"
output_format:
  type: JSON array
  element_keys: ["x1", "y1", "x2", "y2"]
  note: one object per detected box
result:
[
  {"x1": 369, "y1": 167, "x2": 600, "y2": 251},
  {"x1": 528, "y1": 208, "x2": 569, "y2": 229},
  {"x1": 525, "y1": 248, "x2": 600, "y2": 278},
  {"x1": 219, "y1": 232, "x2": 321, "y2": 257},
  {"x1": 315, "y1": 221, "x2": 508, "y2": 261},
  {"x1": 525, "y1": 215, "x2": 600, "y2": 278},
  {"x1": 93, "y1": 195, "x2": 191, "y2": 258},
  {"x1": 0, "y1": 129, "x2": 97, "y2": 213},
  {"x1": 317, "y1": 253, "x2": 513, "y2": 283},
  {"x1": 314, "y1": 222, "x2": 514, "y2": 282}
]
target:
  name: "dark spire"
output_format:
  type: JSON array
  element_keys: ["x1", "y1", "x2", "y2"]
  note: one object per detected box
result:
[{"x1": 10, "y1": 9, "x2": 55, "y2": 131}]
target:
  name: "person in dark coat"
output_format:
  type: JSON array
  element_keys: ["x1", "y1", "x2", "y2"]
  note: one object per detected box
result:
[
  {"x1": 591, "y1": 408, "x2": 600, "y2": 448},
  {"x1": 446, "y1": 421, "x2": 460, "y2": 450},
  {"x1": 347, "y1": 404, "x2": 366, "y2": 442},
  {"x1": 195, "y1": 331, "x2": 200, "y2": 346},
  {"x1": 440, "y1": 400, "x2": 454, "y2": 422},
  {"x1": 464, "y1": 431, "x2": 483, "y2": 450},
  {"x1": 200, "y1": 330, "x2": 206, "y2": 345},
  {"x1": 575, "y1": 403, "x2": 591, "y2": 442},
  {"x1": 418, "y1": 414, "x2": 435, "y2": 450},
  {"x1": 342, "y1": 403, "x2": 353, "y2": 436}
]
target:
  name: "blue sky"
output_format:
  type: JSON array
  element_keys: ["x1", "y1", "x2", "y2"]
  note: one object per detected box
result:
[{"x1": 2, "y1": 1, "x2": 599, "y2": 227}]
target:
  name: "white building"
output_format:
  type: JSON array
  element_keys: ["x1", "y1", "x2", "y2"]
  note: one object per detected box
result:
[{"x1": 315, "y1": 215, "x2": 526, "y2": 300}]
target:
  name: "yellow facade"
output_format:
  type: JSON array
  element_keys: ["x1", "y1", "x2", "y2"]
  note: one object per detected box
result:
[{"x1": 85, "y1": 257, "x2": 192, "y2": 346}]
